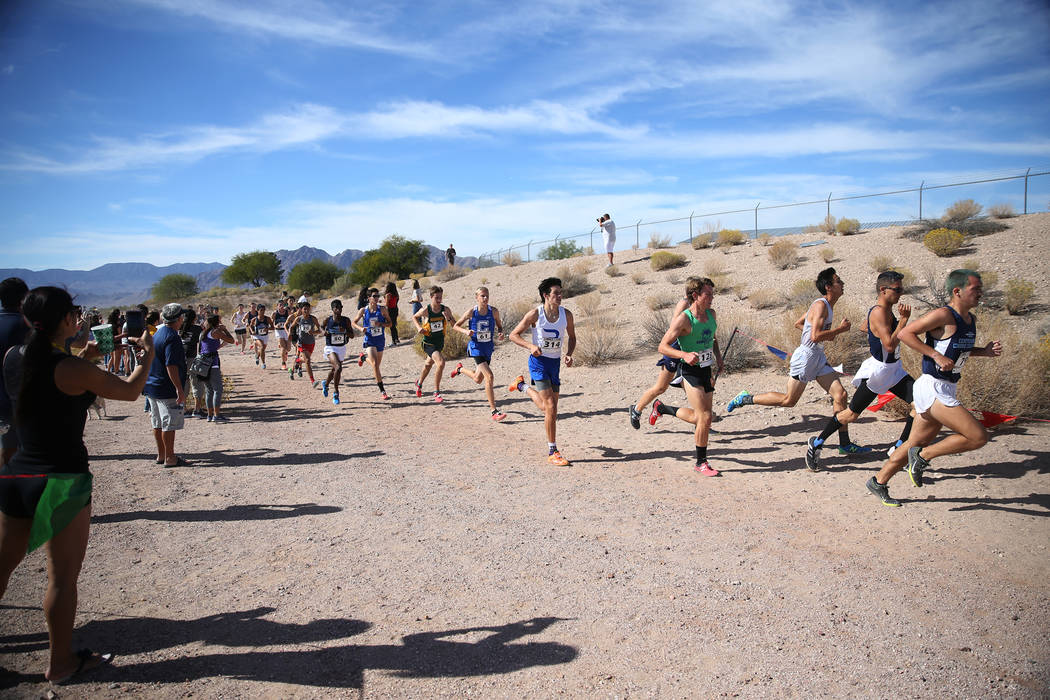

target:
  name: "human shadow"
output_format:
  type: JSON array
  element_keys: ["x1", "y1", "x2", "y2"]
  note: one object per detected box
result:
[
  {"x1": 85, "y1": 615, "x2": 576, "y2": 689},
  {"x1": 180, "y1": 450, "x2": 383, "y2": 469},
  {"x1": 93, "y1": 503, "x2": 341, "y2": 525},
  {"x1": 935, "y1": 493, "x2": 1050, "y2": 517},
  {"x1": 933, "y1": 449, "x2": 1050, "y2": 481}
]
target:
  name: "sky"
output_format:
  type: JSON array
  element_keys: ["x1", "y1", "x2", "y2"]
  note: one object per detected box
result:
[{"x1": 1, "y1": 0, "x2": 1049, "y2": 271}]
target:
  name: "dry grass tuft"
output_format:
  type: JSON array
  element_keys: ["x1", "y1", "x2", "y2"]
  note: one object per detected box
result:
[
  {"x1": 716, "y1": 308, "x2": 766, "y2": 373},
  {"x1": 576, "y1": 291, "x2": 602, "y2": 318},
  {"x1": 630, "y1": 271, "x2": 647, "y2": 285},
  {"x1": 604, "y1": 265, "x2": 622, "y2": 277},
  {"x1": 1005, "y1": 278, "x2": 1035, "y2": 315},
  {"x1": 501, "y1": 297, "x2": 536, "y2": 334},
  {"x1": 639, "y1": 308, "x2": 670, "y2": 349},
  {"x1": 650, "y1": 251, "x2": 687, "y2": 271},
  {"x1": 820, "y1": 247, "x2": 835, "y2": 263},
  {"x1": 503, "y1": 251, "x2": 523, "y2": 267},
  {"x1": 749, "y1": 289, "x2": 781, "y2": 310},
  {"x1": 943, "y1": 198, "x2": 982, "y2": 222},
  {"x1": 768, "y1": 240, "x2": 800, "y2": 270},
  {"x1": 835, "y1": 217, "x2": 861, "y2": 235},
  {"x1": 648, "y1": 233, "x2": 672, "y2": 249},
  {"x1": 757, "y1": 233, "x2": 772, "y2": 247},
  {"x1": 575, "y1": 314, "x2": 634, "y2": 366},
  {"x1": 438, "y1": 264, "x2": 469, "y2": 282},
  {"x1": 988, "y1": 202, "x2": 1017, "y2": 219},
  {"x1": 555, "y1": 263, "x2": 594, "y2": 298},
  {"x1": 717, "y1": 229, "x2": 747, "y2": 247},
  {"x1": 647, "y1": 292, "x2": 679, "y2": 311},
  {"x1": 692, "y1": 233, "x2": 712, "y2": 250},
  {"x1": 412, "y1": 323, "x2": 469, "y2": 360},
  {"x1": 870, "y1": 255, "x2": 893, "y2": 272}
]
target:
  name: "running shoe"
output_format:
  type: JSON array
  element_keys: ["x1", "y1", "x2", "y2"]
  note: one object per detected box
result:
[
  {"x1": 434, "y1": 392, "x2": 443, "y2": 403},
  {"x1": 415, "y1": 380, "x2": 423, "y2": 398},
  {"x1": 492, "y1": 410, "x2": 507, "y2": 421},
  {"x1": 547, "y1": 451, "x2": 570, "y2": 467},
  {"x1": 281, "y1": 363, "x2": 287, "y2": 371},
  {"x1": 726, "y1": 390, "x2": 751, "y2": 413},
  {"x1": 450, "y1": 362, "x2": 463, "y2": 378},
  {"x1": 906, "y1": 446, "x2": 929, "y2": 488},
  {"x1": 255, "y1": 356, "x2": 259, "y2": 365},
  {"x1": 289, "y1": 367, "x2": 295, "y2": 380},
  {"x1": 312, "y1": 379, "x2": 321, "y2": 389},
  {"x1": 358, "y1": 353, "x2": 366, "y2": 367},
  {"x1": 322, "y1": 380, "x2": 329, "y2": 398},
  {"x1": 866, "y1": 476, "x2": 901, "y2": 507},
  {"x1": 207, "y1": 415, "x2": 215, "y2": 422},
  {"x1": 694, "y1": 461, "x2": 720, "y2": 477},
  {"x1": 261, "y1": 363, "x2": 266, "y2": 369},
  {"x1": 838, "y1": 442, "x2": 873, "y2": 455},
  {"x1": 629, "y1": 405, "x2": 641, "y2": 430},
  {"x1": 886, "y1": 439, "x2": 903, "y2": 458},
  {"x1": 648, "y1": 399, "x2": 662, "y2": 426},
  {"x1": 333, "y1": 392, "x2": 340, "y2": 405},
  {"x1": 381, "y1": 391, "x2": 390, "y2": 400},
  {"x1": 213, "y1": 414, "x2": 230, "y2": 423},
  {"x1": 508, "y1": 375, "x2": 525, "y2": 392},
  {"x1": 297, "y1": 365, "x2": 303, "y2": 378},
  {"x1": 805, "y1": 437, "x2": 822, "y2": 472}
]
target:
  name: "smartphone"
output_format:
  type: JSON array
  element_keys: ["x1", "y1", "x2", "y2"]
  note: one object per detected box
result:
[{"x1": 125, "y1": 309, "x2": 145, "y2": 338}]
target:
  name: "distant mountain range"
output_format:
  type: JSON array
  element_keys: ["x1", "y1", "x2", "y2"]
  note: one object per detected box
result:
[{"x1": 1, "y1": 245, "x2": 476, "y2": 308}]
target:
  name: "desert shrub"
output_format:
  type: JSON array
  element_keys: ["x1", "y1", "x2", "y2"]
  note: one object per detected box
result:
[
  {"x1": 597, "y1": 284, "x2": 611, "y2": 294},
  {"x1": 396, "y1": 316, "x2": 414, "y2": 341},
  {"x1": 785, "y1": 278, "x2": 815, "y2": 309},
  {"x1": 749, "y1": 289, "x2": 781, "y2": 310},
  {"x1": 540, "y1": 239, "x2": 583, "y2": 260},
  {"x1": 757, "y1": 233, "x2": 772, "y2": 247},
  {"x1": 835, "y1": 217, "x2": 861, "y2": 235},
  {"x1": 437, "y1": 264, "x2": 469, "y2": 282},
  {"x1": 667, "y1": 274, "x2": 683, "y2": 286},
  {"x1": 717, "y1": 229, "x2": 747, "y2": 247},
  {"x1": 576, "y1": 291, "x2": 602, "y2": 318},
  {"x1": 704, "y1": 260, "x2": 727, "y2": 279},
  {"x1": 328, "y1": 272, "x2": 356, "y2": 297},
  {"x1": 648, "y1": 233, "x2": 672, "y2": 249},
  {"x1": 647, "y1": 292, "x2": 678, "y2": 311},
  {"x1": 914, "y1": 268, "x2": 950, "y2": 309},
  {"x1": 630, "y1": 271, "x2": 647, "y2": 285},
  {"x1": 715, "y1": 309, "x2": 765, "y2": 373},
  {"x1": 575, "y1": 314, "x2": 633, "y2": 366},
  {"x1": 904, "y1": 218, "x2": 1006, "y2": 240},
  {"x1": 924, "y1": 227, "x2": 964, "y2": 256},
  {"x1": 692, "y1": 233, "x2": 712, "y2": 250},
  {"x1": 870, "y1": 255, "x2": 893, "y2": 272},
  {"x1": 768, "y1": 240, "x2": 800, "y2": 270},
  {"x1": 896, "y1": 267, "x2": 916, "y2": 290},
  {"x1": 650, "y1": 251, "x2": 687, "y2": 271},
  {"x1": 604, "y1": 265, "x2": 621, "y2": 277},
  {"x1": 988, "y1": 203, "x2": 1017, "y2": 219},
  {"x1": 555, "y1": 264, "x2": 593, "y2": 298},
  {"x1": 503, "y1": 251, "x2": 523, "y2": 267},
  {"x1": 820, "y1": 302, "x2": 868, "y2": 368},
  {"x1": 1005, "y1": 278, "x2": 1035, "y2": 315},
  {"x1": 820, "y1": 247, "x2": 835, "y2": 263},
  {"x1": 572, "y1": 259, "x2": 594, "y2": 276},
  {"x1": 410, "y1": 272, "x2": 427, "y2": 281},
  {"x1": 943, "y1": 198, "x2": 982, "y2": 222},
  {"x1": 412, "y1": 321, "x2": 468, "y2": 360},
  {"x1": 639, "y1": 308, "x2": 669, "y2": 349},
  {"x1": 500, "y1": 297, "x2": 536, "y2": 334},
  {"x1": 819, "y1": 214, "x2": 837, "y2": 233},
  {"x1": 729, "y1": 282, "x2": 748, "y2": 301}
]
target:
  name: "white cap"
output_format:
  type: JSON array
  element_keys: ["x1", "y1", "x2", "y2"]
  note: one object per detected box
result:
[{"x1": 298, "y1": 295, "x2": 309, "y2": 304}]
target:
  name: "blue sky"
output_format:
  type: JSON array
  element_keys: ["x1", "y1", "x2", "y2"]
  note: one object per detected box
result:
[{"x1": 2, "y1": 0, "x2": 1049, "y2": 270}]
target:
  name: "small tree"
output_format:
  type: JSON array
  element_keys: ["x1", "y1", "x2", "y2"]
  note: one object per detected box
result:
[
  {"x1": 151, "y1": 273, "x2": 198, "y2": 301},
  {"x1": 287, "y1": 259, "x2": 343, "y2": 295},
  {"x1": 222, "y1": 251, "x2": 283, "y2": 288},
  {"x1": 539, "y1": 239, "x2": 582, "y2": 260},
  {"x1": 349, "y1": 235, "x2": 429, "y2": 287}
]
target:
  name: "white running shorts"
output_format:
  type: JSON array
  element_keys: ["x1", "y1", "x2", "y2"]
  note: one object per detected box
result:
[
  {"x1": 852, "y1": 356, "x2": 909, "y2": 395},
  {"x1": 789, "y1": 345, "x2": 836, "y2": 384},
  {"x1": 276, "y1": 329, "x2": 288, "y2": 340},
  {"x1": 913, "y1": 374, "x2": 961, "y2": 414},
  {"x1": 323, "y1": 345, "x2": 347, "y2": 362}
]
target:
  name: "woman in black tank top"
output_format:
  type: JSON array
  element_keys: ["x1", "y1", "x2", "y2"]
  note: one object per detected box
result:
[{"x1": 0, "y1": 287, "x2": 156, "y2": 684}]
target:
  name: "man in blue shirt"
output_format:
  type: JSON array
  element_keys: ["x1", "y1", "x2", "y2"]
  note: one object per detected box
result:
[
  {"x1": 145, "y1": 303, "x2": 189, "y2": 467},
  {"x1": 0, "y1": 277, "x2": 29, "y2": 467}
]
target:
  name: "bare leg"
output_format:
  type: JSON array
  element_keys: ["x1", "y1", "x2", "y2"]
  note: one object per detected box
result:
[
  {"x1": 919, "y1": 402, "x2": 989, "y2": 460},
  {"x1": 0, "y1": 514, "x2": 31, "y2": 599},
  {"x1": 153, "y1": 427, "x2": 165, "y2": 461},
  {"x1": 752, "y1": 378, "x2": 807, "y2": 407},
  {"x1": 43, "y1": 505, "x2": 93, "y2": 682},
  {"x1": 161, "y1": 431, "x2": 177, "y2": 466},
  {"x1": 876, "y1": 410, "x2": 941, "y2": 483},
  {"x1": 634, "y1": 369, "x2": 674, "y2": 413}
]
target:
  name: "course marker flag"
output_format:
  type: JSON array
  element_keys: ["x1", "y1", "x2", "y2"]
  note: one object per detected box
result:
[
  {"x1": 867, "y1": 392, "x2": 897, "y2": 412},
  {"x1": 737, "y1": 330, "x2": 788, "y2": 360}
]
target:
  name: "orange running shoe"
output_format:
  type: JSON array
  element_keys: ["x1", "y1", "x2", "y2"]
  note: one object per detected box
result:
[
  {"x1": 547, "y1": 451, "x2": 570, "y2": 467},
  {"x1": 450, "y1": 362, "x2": 463, "y2": 378},
  {"x1": 508, "y1": 375, "x2": 525, "y2": 392}
]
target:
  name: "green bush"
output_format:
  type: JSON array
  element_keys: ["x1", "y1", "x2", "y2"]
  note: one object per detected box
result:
[
  {"x1": 222, "y1": 251, "x2": 283, "y2": 288},
  {"x1": 835, "y1": 217, "x2": 861, "y2": 234},
  {"x1": 924, "y1": 227, "x2": 965, "y2": 257},
  {"x1": 650, "y1": 251, "x2": 687, "y2": 271},
  {"x1": 692, "y1": 233, "x2": 712, "y2": 250},
  {"x1": 1005, "y1": 278, "x2": 1035, "y2": 315},
  {"x1": 151, "y1": 273, "x2": 198, "y2": 301},
  {"x1": 540, "y1": 239, "x2": 583, "y2": 260},
  {"x1": 287, "y1": 259, "x2": 343, "y2": 295},
  {"x1": 349, "y1": 235, "x2": 429, "y2": 287},
  {"x1": 717, "y1": 229, "x2": 747, "y2": 247}
]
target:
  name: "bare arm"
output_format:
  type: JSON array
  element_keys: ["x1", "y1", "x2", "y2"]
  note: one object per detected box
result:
[
  {"x1": 55, "y1": 333, "x2": 155, "y2": 401},
  {"x1": 509, "y1": 308, "x2": 540, "y2": 355},
  {"x1": 808, "y1": 300, "x2": 851, "y2": 343},
  {"x1": 351, "y1": 308, "x2": 365, "y2": 332},
  {"x1": 563, "y1": 309, "x2": 576, "y2": 366},
  {"x1": 380, "y1": 308, "x2": 391, "y2": 327},
  {"x1": 452, "y1": 308, "x2": 473, "y2": 337},
  {"x1": 897, "y1": 307, "x2": 955, "y2": 371},
  {"x1": 492, "y1": 308, "x2": 505, "y2": 341},
  {"x1": 658, "y1": 313, "x2": 695, "y2": 362}
]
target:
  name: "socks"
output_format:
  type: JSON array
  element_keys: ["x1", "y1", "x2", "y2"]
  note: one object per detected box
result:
[
  {"x1": 695, "y1": 445, "x2": 707, "y2": 463},
  {"x1": 899, "y1": 415, "x2": 914, "y2": 444},
  {"x1": 739, "y1": 393, "x2": 754, "y2": 406},
  {"x1": 548, "y1": 443, "x2": 557, "y2": 455},
  {"x1": 815, "y1": 417, "x2": 842, "y2": 446},
  {"x1": 377, "y1": 381, "x2": 385, "y2": 392}
]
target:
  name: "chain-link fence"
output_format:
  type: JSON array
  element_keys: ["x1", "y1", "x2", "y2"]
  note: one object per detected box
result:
[{"x1": 477, "y1": 167, "x2": 1049, "y2": 267}]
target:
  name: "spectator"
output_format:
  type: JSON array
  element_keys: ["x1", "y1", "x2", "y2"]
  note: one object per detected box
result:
[
  {"x1": 179, "y1": 309, "x2": 205, "y2": 418},
  {"x1": 446, "y1": 244, "x2": 456, "y2": 268},
  {"x1": 385, "y1": 281, "x2": 400, "y2": 345},
  {"x1": 144, "y1": 303, "x2": 189, "y2": 467},
  {"x1": 599, "y1": 214, "x2": 616, "y2": 267},
  {"x1": 0, "y1": 277, "x2": 29, "y2": 466}
]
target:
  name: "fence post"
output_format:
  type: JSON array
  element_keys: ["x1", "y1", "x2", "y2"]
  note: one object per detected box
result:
[
  {"x1": 919, "y1": 180, "x2": 924, "y2": 220},
  {"x1": 589, "y1": 229, "x2": 593, "y2": 254},
  {"x1": 754, "y1": 202, "x2": 760, "y2": 240},
  {"x1": 826, "y1": 192, "x2": 832, "y2": 222},
  {"x1": 1024, "y1": 167, "x2": 1031, "y2": 214},
  {"x1": 635, "y1": 220, "x2": 641, "y2": 249},
  {"x1": 688, "y1": 211, "x2": 694, "y2": 244}
]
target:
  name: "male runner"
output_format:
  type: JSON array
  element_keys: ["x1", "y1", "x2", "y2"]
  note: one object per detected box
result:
[
  {"x1": 232, "y1": 303, "x2": 248, "y2": 353},
  {"x1": 806, "y1": 271, "x2": 916, "y2": 471},
  {"x1": 412, "y1": 286, "x2": 455, "y2": 403},
  {"x1": 248, "y1": 303, "x2": 271, "y2": 369},
  {"x1": 272, "y1": 298, "x2": 292, "y2": 370},
  {"x1": 352, "y1": 288, "x2": 391, "y2": 400},
  {"x1": 726, "y1": 267, "x2": 871, "y2": 456},
  {"x1": 288, "y1": 300, "x2": 321, "y2": 387},
  {"x1": 509, "y1": 276, "x2": 577, "y2": 466},
  {"x1": 866, "y1": 269, "x2": 1001, "y2": 507},
  {"x1": 321, "y1": 299, "x2": 354, "y2": 405},
  {"x1": 652, "y1": 277, "x2": 725, "y2": 475},
  {"x1": 450, "y1": 286, "x2": 507, "y2": 420},
  {"x1": 629, "y1": 293, "x2": 690, "y2": 429}
]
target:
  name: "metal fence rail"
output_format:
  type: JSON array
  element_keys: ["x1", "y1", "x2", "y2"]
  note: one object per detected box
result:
[{"x1": 478, "y1": 167, "x2": 1049, "y2": 267}]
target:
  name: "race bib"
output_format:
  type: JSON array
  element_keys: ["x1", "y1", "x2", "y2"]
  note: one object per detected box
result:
[
  {"x1": 540, "y1": 336, "x2": 562, "y2": 351},
  {"x1": 299, "y1": 321, "x2": 311, "y2": 334},
  {"x1": 430, "y1": 320, "x2": 444, "y2": 332},
  {"x1": 476, "y1": 330, "x2": 492, "y2": 342},
  {"x1": 369, "y1": 326, "x2": 383, "y2": 337},
  {"x1": 329, "y1": 333, "x2": 345, "y2": 345},
  {"x1": 696, "y1": 348, "x2": 714, "y2": 367}
]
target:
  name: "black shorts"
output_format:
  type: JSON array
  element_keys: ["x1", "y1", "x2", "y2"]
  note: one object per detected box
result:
[
  {"x1": 235, "y1": 328, "x2": 247, "y2": 335},
  {"x1": 680, "y1": 364, "x2": 714, "y2": 393},
  {"x1": 0, "y1": 472, "x2": 91, "y2": 519},
  {"x1": 422, "y1": 341, "x2": 445, "y2": 357},
  {"x1": 656, "y1": 356, "x2": 680, "y2": 374},
  {"x1": 472, "y1": 355, "x2": 491, "y2": 366},
  {"x1": 848, "y1": 375, "x2": 915, "y2": 414}
]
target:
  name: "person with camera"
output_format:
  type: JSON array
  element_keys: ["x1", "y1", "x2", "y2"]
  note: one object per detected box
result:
[
  {"x1": 598, "y1": 214, "x2": 616, "y2": 267},
  {"x1": 145, "y1": 304, "x2": 189, "y2": 466},
  {"x1": 195, "y1": 313, "x2": 234, "y2": 422}
]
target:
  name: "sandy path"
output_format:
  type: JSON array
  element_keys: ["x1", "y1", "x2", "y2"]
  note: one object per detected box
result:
[{"x1": 2, "y1": 217, "x2": 1049, "y2": 698}]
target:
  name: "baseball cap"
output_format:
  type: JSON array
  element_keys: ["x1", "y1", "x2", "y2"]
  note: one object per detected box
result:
[{"x1": 161, "y1": 303, "x2": 187, "y2": 322}]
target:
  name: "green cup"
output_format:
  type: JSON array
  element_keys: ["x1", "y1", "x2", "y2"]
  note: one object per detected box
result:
[{"x1": 91, "y1": 324, "x2": 114, "y2": 354}]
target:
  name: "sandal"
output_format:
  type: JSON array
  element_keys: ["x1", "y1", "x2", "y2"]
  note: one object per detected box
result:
[{"x1": 49, "y1": 648, "x2": 114, "y2": 686}]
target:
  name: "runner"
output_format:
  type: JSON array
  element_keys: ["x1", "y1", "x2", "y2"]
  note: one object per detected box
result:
[
  {"x1": 411, "y1": 286, "x2": 456, "y2": 403},
  {"x1": 508, "y1": 276, "x2": 577, "y2": 466},
  {"x1": 865, "y1": 269, "x2": 1001, "y2": 507},
  {"x1": 651, "y1": 277, "x2": 725, "y2": 475},
  {"x1": 287, "y1": 299, "x2": 321, "y2": 387},
  {"x1": 232, "y1": 303, "x2": 248, "y2": 354},
  {"x1": 352, "y1": 288, "x2": 391, "y2": 400},
  {"x1": 806, "y1": 271, "x2": 917, "y2": 471},
  {"x1": 450, "y1": 286, "x2": 507, "y2": 421},
  {"x1": 628, "y1": 291, "x2": 690, "y2": 429},
  {"x1": 321, "y1": 300, "x2": 354, "y2": 405},
  {"x1": 248, "y1": 303, "x2": 271, "y2": 369},
  {"x1": 726, "y1": 268, "x2": 871, "y2": 457},
  {"x1": 272, "y1": 298, "x2": 292, "y2": 370}
]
